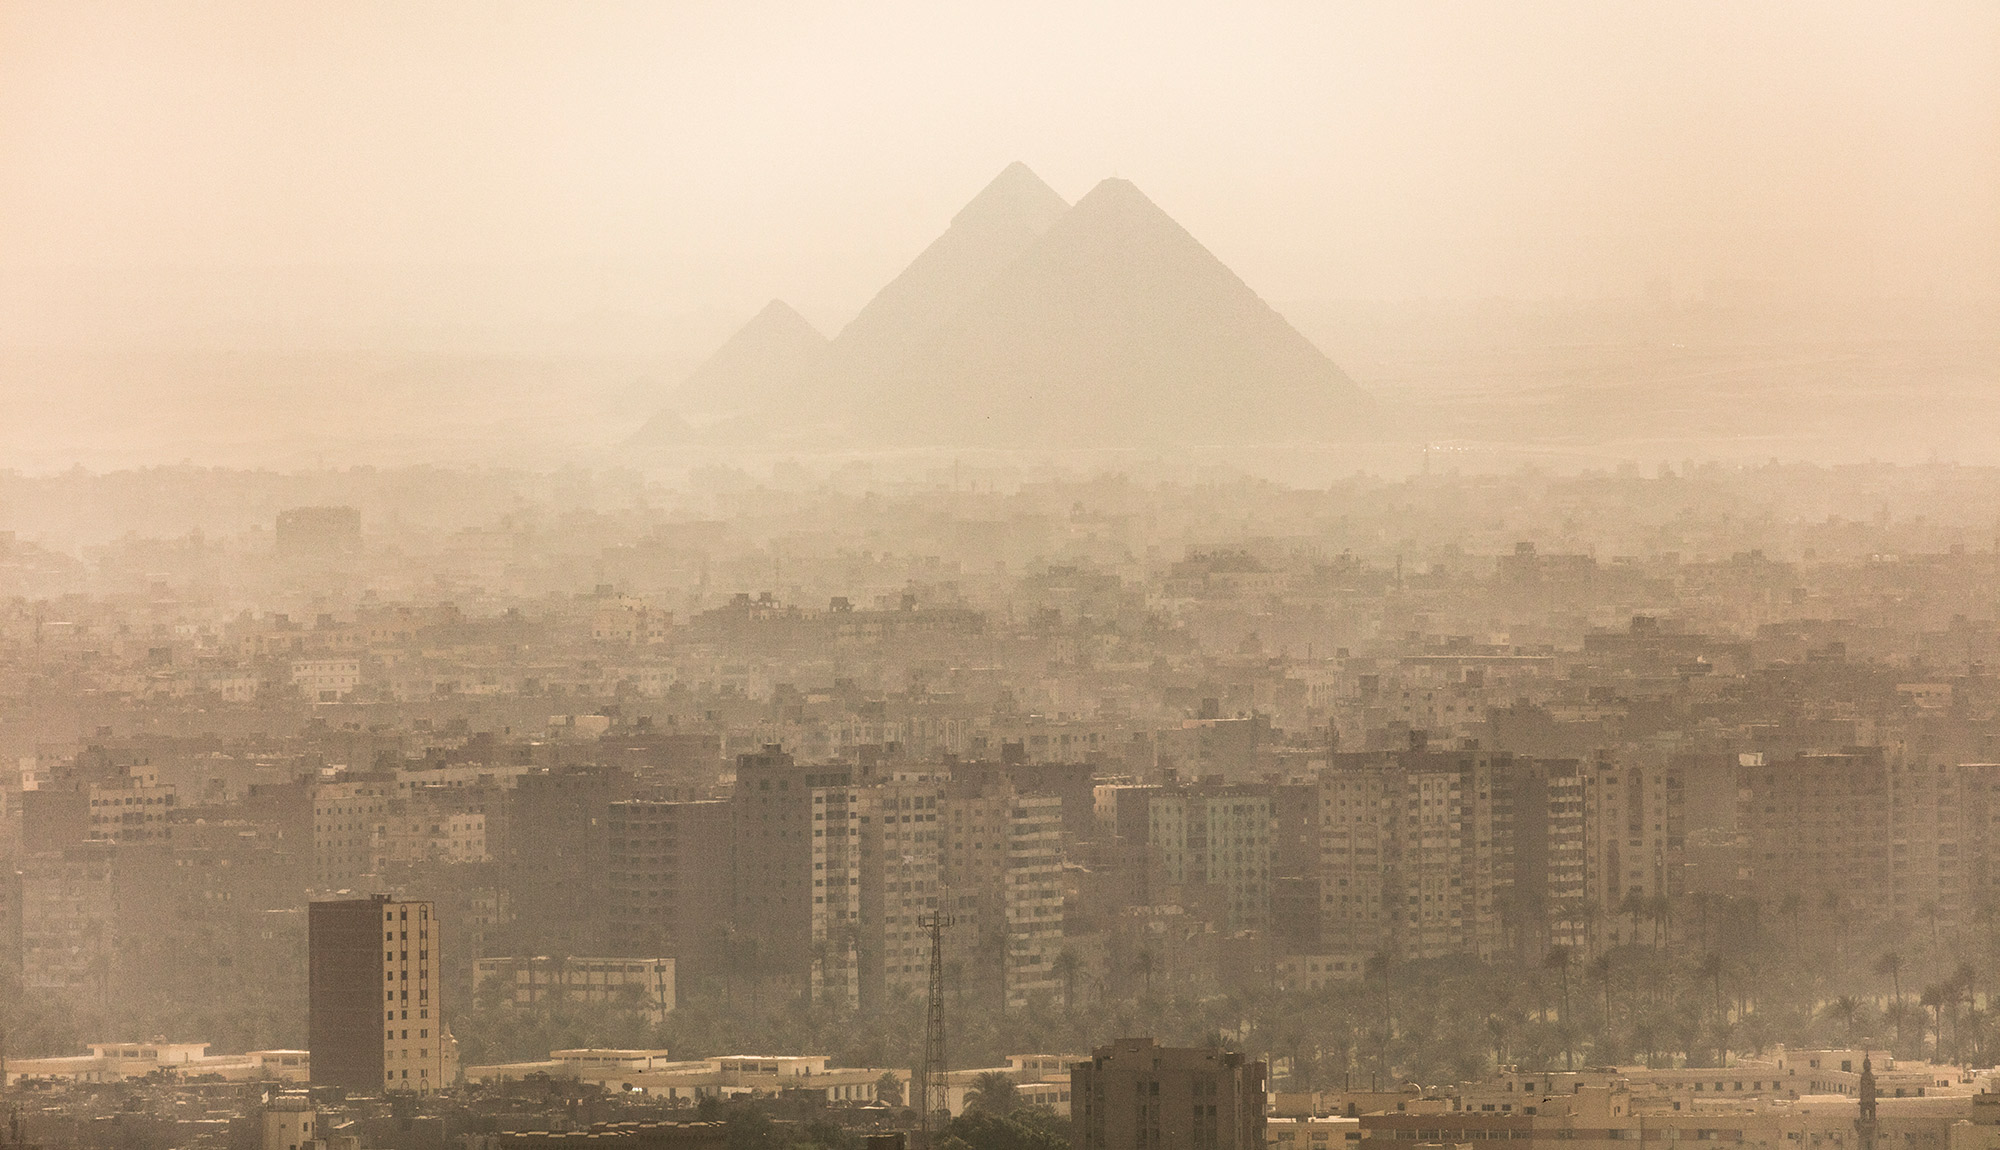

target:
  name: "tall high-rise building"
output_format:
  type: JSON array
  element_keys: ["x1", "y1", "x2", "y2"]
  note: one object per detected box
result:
[
  {"x1": 1736, "y1": 751, "x2": 1982, "y2": 936},
  {"x1": 1004, "y1": 791, "x2": 1066, "y2": 1008},
  {"x1": 942, "y1": 773, "x2": 1066, "y2": 1010},
  {"x1": 809, "y1": 777, "x2": 861, "y2": 1007},
  {"x1": 313, "y1": 775, "x2": 395, "y2": 887},
  {"x1": 1145, "y1": 786, "x2": 1271, "y2": 931},
  {"x1": 504, "y1": 767, "x2": 621, "y2": 955},
  {"x1": 1584, "y1": 753, "x2": 1685, "y2": 947},
  {"x1": 1318, "y1": 753, "x2": 1446, "y2": 958},
  {"x1": 855, "y1": 773, "x2": 944, "y2": 1009},
  {"x1": 943, "y1": 773, "x2": 1016, "y2": 1008},
  {"x1": 1317, "y1": 749, "x2": 1614, "y2": 961},
  {"x1": 1072, "y1": 1038, "x2": 1266, "y2": 1150},
  {"x1": 606, "y1": 799, "x2": 732, "y2": 977},
  {"x1": 729, "y1": 747, "x2": 856, "y2": 1002},
  {"x1": 310, "y1": 895, "x2": 447, "y2": 1094},
  {"x1": 1503, "y1": 756, "x2": 1588, "y2": 955}
]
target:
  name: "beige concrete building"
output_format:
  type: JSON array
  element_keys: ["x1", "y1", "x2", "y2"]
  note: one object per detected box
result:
[
  {"x1": 292, "y1": 659, "x2": 361, "y2": 701},
  {"x1": 463, "y1": 1050, "x2": 909, "y2": 1105},
  {"x1": 473, "y1": 957, "x2": 676, "y2": 1021},
  {"x1": 943, "y1": 777, "x2": 1067, "y2": 1009},
  {"x1": 4, "y1": 1043, "x2": 309, "y2": 1086},
  {"x1": 313, "y1": 777, "x2": 394, "y2": 886},
  {"x1": 1005, "y1": 791, "x2": 1066, "y2": 1007},
  {"x1": 856, "y1": 773, "x2": 945, "y2": 1008},
  {"x1": 87, "y1": 777, "x2": 177, "y2": 843}
]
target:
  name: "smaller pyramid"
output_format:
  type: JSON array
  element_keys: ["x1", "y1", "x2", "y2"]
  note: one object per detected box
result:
[{"x1": 631, "y1": 300, "x2": 826, "y2": 446}]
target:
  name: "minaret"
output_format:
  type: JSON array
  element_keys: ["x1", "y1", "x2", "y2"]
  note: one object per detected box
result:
[{"x1": 1856, "y1": 1055, "x2": 1879, "y2": 1150}]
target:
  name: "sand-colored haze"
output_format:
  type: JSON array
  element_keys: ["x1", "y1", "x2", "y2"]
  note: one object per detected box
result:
[{"x1": 0, "y1": 1, "x2": 1994, "y2": 470}]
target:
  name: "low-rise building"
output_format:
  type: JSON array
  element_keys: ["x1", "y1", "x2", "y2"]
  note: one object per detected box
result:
[
  {"x1": 1072, "y1": 1038, "x2": 1267, "y2": 1150},
  {"x1": 473, "y1": 956, "x2": 676, "y2": 1021},
  {"x1": 4, "y1": 1043, "x2": 310, "y2": 1085}
]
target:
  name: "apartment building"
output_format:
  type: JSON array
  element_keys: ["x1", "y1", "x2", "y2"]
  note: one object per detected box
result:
[
  {"x1": 730, "y1": 747, "x2": 856, "y2": 1004},
  {"x1": 1072, "y1": 1038, "x2": 1267, "y2": 1150},
  {"x1": 472, "y1": 956, "x2": 675, "y2": 1021},
  {"x1": 943, "y1": 774, "x2": 1068, "y2": 1010},
  {"x1": 309, "y1": 895, "x2": 450, "y2": 1094},
  {"x1": 1006, "y1": 791, "x2": 1066, "y2": 1008},
  {"x1": 87, "y1": 777, "x2": 178, "y2": 844},
  {"x1": 314, "y1": 776, "x2": 396, "y2": 886},
  {"x1": 1147, "y1": 786, "x2": 1272, "y2": 931},
  {"x1": 605, "y1": 799, "x2": 731, "y2": 975},
  {"x1": 1734, "y1": 751, "x2": 1981, "y2": 932},
  {"x1": 855, "y1": 773, "x2": 945, "y2": 1009}
]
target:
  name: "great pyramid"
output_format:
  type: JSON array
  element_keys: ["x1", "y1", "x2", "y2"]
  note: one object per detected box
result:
[
  {"x1": 826, "y1": 161, "x2": 1070, "y2": 374},
  {"x1": 835, "y1": 177, "x2": 1369, "y2": 445},
  {"x1": 632, "y1": 164, "x2": 1369, "y2": 449}
]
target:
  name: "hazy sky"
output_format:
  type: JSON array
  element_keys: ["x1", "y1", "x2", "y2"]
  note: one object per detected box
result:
[{"x1": 3, "y1": 1, "x2": 1996, "y2": 355}]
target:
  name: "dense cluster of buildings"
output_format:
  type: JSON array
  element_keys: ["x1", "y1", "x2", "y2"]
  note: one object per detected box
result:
[
  {"x1": 22, "y1": 1035, "x2": 2000, "y2": 1150},
  {"x1": 8, "y1": 467, "x2": 2000, "y2": 1143}
]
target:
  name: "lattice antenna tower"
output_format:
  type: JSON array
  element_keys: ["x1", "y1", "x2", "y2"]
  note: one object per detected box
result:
[{"x1": 917, "y1": 902, "x2": 955, "y2": 1147}]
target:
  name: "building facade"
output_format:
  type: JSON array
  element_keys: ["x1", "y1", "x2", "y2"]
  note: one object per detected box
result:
[
  {"x1": 606, "y1": 798, "x2": 731, "y2": 976},
  {"x1": 1072, "y1": 1038, "x2": 1267, "y2": 1150},
  {"x1": 309, "y1": 895, "x2": 448, "y2": 1094}
]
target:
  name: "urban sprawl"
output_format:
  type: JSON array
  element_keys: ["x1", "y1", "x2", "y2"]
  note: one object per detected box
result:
[{"x1": 6, "y1": 463, "x2": 2000, "y2": 1150}]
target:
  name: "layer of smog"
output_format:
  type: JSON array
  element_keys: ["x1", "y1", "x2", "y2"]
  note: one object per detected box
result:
[{"x1": 1, "y1": 6, "x2": 1997, "y2": 1150}]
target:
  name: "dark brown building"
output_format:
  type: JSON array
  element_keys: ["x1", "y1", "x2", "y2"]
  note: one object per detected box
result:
[
  {"x1": 311, "y1": 895, "x2": 447, "y2": 1094},
  {"x1": 728, "y1": 747, "x2": 853, "y2": 996},
  {"x1": 1073, "y1": 1038, "x2": 1265, "y2": 1150},
  {"x1": 606, "y1": 798, "x2": 732, "y2": 977}
]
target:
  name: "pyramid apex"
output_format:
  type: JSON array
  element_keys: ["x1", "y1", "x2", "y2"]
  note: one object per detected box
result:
[
  {"x1": 1077, "y1": 176, "x2": 1157, "y2": 207},
  {"x1": 747, "y1": 299, "x2": 823, "y2": 337},
  {"x1": 952, "y1": 163, "x2": 1069, "y2": 228}
]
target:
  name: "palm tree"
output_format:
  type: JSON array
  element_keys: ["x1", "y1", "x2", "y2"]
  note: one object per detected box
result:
[
  {"x1": 1780, "y1": 892, "x2": 1805, "y2": 950},
  {"x1": 1619, "y1": 891, "x2": 1647, "y2": 948},
  {"x1": 1697, "y1": 952, "x2": 1725, "y2": 1016},
  {"x1": 1589, "y1": 952, "x2": 1616, "y2": 1058},
  {"x1": 1697, "y1": 893, "x2": 1728, "y2": 955},
  {"x1": 1884, "y1": 999, "x2": 1915, "y2": 1060},
  {"x1": 1978, "y1": 903, "x2": 2000, "y2": 999},
  {"x1": 964, "y1": 1070, "x2": 1020, "y2": 1115},
  {"x1": 1921, "y1": 902, "x2": 1944, "y2": 978},
  {"x1": 1649, "y1": 894, "x2": 1675, "y2": 956},
  {"x1": 1951, "y1": 962, "x2": 1977, "y2": 1063},
  {"x1": 1577, "y1": 901, "x2": 1604, "y2": 958},
  {"x1": 875, "y1": 1071, "x2": 905, "y2": 1107},
  {"x1": 1364, "y1": 952, "x2": 1393, "y2": 1089},
  {"x1": 1132, "y1": 949, "x2": 1157, "y2": 996},
  {"x1": 1545, "y1": 945, "x2": 1576, "y2": 1070},
  {"x1": 1486, "y1": 1013, "x2": 1514, "y2": 1069},
  {"x1": 1697, "y1": 952, "x2": 1726, "y2": 1064},
  {"x1": 1875, "y1": 951, "x2": 1906, "y2": 1055},
  {"x1": 1828, "y1": 995, "x2": 1860, "y2": 1044},
  {"x1": 1921, "y1": 985, "x2": 1947, "y2": 1061},
  {"x1": 1052, "y1": 948, "x2": 1081, "y2": 1010}
]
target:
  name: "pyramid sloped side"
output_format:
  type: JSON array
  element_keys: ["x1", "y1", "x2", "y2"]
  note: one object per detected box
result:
[
  {"x1": 854, "y1": 178, "x2": 1370, "y2": 446},
  {"x1": 823, "y1": 163, "x2": 1070, "y2": 378},
  {"x1": 629, "y1": 301, "x2": 827, "y2": 448}
]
